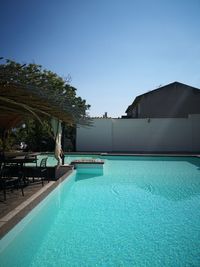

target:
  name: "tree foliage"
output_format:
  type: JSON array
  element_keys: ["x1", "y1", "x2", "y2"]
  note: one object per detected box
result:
[
  {"x1": 0, "y1": 58, "x2": 91, "y2": 151},
  {"x1": 13, "y1": 119, "x2": 55, "y2": 151},
  {"x1": 0, "y1": 58, "x2": 91, "y2": 126}
]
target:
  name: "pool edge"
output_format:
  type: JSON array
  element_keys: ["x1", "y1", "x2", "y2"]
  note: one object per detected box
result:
[{"x1": 0, "y1": 170, "x2": 73, "y2": 239}]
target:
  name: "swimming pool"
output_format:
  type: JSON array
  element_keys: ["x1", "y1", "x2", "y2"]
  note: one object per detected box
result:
[{"x1": 1, "y1": 156, "x2": 200, "y2": 266}]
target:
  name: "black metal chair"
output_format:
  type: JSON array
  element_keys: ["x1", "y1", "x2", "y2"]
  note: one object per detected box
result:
[
  {"x1": 0, "y1": 162, "x2": 24, "y2": 201},
  {"x1": 39, "y1": 157, "x2": 48, "y2": 186},
  {"x1": 30, "y1": 157, "x2": 48, "y2": 186}
]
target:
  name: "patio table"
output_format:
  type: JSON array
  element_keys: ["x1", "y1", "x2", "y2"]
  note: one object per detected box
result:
[{"x1": 1, "y1": 156, "x2": 39, "y2": 184}]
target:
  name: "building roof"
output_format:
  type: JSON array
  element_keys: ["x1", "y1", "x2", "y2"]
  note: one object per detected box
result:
[{"x1": 126, "y1": 81, "x2": 200, "y2": 113}]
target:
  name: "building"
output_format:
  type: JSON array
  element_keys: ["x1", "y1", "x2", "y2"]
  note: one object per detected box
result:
[
  {"x1": 125, "y1": 82, "x2": 200, "y2": 118},
  {"x1": 76, "y1": 81, "x2": 200, "y2": 153}
]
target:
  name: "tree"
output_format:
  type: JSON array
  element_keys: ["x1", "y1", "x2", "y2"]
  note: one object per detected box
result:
[
  {"x1": 0, "y1": 58, "x2": 91, "y2": 125},
  {"x1": 0, "y1": 58, "x2": 91, "y2": 151}
]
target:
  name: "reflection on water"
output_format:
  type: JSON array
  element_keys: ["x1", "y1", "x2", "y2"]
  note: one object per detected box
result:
[
  {"x1": 135, "y1": 178, "x2": 200, "y2": 201},
  {"x1": 78, "y1": 156, "x2": 200, "y2": 202},
  {"x1": 68, "y1": 155, "x2": 200, "y2": 201},
  {"x1": 75, "y1": 167, "x2": 104, "y2": 181}
]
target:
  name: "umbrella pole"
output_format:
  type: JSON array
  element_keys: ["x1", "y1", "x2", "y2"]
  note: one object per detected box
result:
[{"x1": 61, "y1": 122, "x2": 65, "y2": 165}]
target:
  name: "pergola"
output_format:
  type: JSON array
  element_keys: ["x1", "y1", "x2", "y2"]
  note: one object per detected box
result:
[
  {"x1": 0, "y1": 83, "x2": 75, "y2": 129},
  {"x1": 0, "y1": 82, "x2": 75, "y2": 164}
]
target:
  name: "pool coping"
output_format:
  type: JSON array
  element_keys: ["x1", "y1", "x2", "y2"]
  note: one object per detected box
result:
[
  {"x1": 65, "y1": 152, "x2": 200, "y2": 158},
  {"x1": 43, "y1": 151, "x2": 200, "y2": 157},
  {"x1": 0, "y1": 170, "x2": 73, "y2": 239}
]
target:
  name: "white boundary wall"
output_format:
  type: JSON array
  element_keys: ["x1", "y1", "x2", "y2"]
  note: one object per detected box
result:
[{"x1": 76, "y1": 115, "x2": 200, "y2": 152}]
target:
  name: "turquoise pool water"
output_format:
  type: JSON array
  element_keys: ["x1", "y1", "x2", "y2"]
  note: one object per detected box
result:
[{"x1": 1, "y1": 156, "x2": 200, "y2": 266}]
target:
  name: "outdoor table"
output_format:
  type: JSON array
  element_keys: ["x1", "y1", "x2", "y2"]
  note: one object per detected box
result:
[
  {"x1": 3, "y1": 156, "x2": 37, "y2": 165},
  {"x1": 1, "y1": 156, "x2": 39, "y2": 185}
]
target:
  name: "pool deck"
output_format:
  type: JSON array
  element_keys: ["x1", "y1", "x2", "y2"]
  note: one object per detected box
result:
[{"x1": 0, "y1": 169, "x2": 73, "y2": 239}]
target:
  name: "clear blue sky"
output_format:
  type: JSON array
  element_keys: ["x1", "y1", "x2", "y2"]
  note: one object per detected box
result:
[{"x1": 1, "y1": 0, "x2": 200, "y2": 117}]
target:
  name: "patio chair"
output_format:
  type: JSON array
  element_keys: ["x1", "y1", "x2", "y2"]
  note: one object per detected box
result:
[
  {"x1": 30, "y1": 157, "x2": 48, "y2": 186},
  {"x1": 0, "y1": 162, "x2": 24, "y2": 201},
  {"x1": 39, "y1": 157, "x2": 49, "y2": 185}
]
